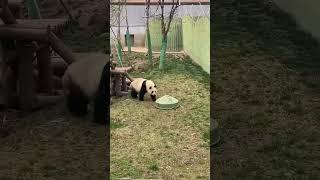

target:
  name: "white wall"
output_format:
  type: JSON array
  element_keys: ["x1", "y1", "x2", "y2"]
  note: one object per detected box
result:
[
  {"x1": 110, "y1": 4, "x2": 210, "y2": 47},
  {"x1": 273, "y1": 0, "x2": 320, "y2": 41}
]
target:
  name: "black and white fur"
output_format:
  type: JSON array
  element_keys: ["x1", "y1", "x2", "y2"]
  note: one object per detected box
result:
[
  {"x1": 129, "y1": 78, "x2": 157, "y2": 101},
  {"x1": 62, "y1": 57, "x2": 110, "y2": 124}
]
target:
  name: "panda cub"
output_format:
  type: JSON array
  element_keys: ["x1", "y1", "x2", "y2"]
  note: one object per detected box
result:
[{"x1": 129, "y1": 78, "x2": 157, "y2": 101}]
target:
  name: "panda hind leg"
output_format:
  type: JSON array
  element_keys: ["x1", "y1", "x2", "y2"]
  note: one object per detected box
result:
[
  {"x1": 66, "y1": 93, "x2": 88, "y2": 116},
  {"x1": 93, "y1": 62, "x2": 109, "y2": 125},
  {"x1": 131, "y1": 89, "x2": 138, "y2": 98}
]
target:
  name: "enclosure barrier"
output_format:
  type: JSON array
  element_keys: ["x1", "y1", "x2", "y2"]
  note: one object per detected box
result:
[{"x1": 182, "y1": 16, "x2": 210, "y2": 73}]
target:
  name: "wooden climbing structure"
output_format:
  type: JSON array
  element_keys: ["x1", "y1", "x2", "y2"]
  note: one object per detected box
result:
[
  {"x1": 110, "y1": 60, "x2": 133, "y2": 99},
  {"x1": 0, "y1": 0, "x2": 75, "y2": 114}
]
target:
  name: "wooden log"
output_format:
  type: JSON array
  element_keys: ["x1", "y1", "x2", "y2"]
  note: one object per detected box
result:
[
  {"x1": 110, "y1": 75, "x2": 113, "y2": 96},
  {"x1": 48, "y1": 30, "x2": 76, "y2": 64},
  {"x1": 110, "y1": 69, "x2": 127, "y2": 74},
  {"x1": 0, "y1": 0, "x2": 17, "y2": 24},
  {"x1": 0, "y1": 27, "x2": 48, "y2": 42},
  {"x1": 33, "y1": 69, "x2": 62, "y2": 90},
  {"x1": 110, "y1": 71, "x2": 133, "y2": 83},
  {"x1": 121, "y1": 75, "x2": 127, "y2": 91},
  {"x1": 115, "y1": 66, "x2": 133, "y2": 72},
  {"x1": 37, "y1": 43, "x2": 53, "y2": 94},
  {"x1": 0, "y1": 64, "x2": 16, "y2": 108},
  {"x1": 125, "y1": 73, "x2": 134, "y2": 82},
  {"x1": 16, "y1": 41, "x2": 35, "y2": 113},
  {"x1": 111, "y1": 61, "x2": 116, "y2": 69},
  {"x1": 33, "y1": 57, "x2": 68, "y2": 77},
  {"x1": 114, "y1": 74, "x2": 121, "y2": 97}
]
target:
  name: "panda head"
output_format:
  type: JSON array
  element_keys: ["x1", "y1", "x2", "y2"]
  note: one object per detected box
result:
[{"x1": 145, "y1": 80, "x2": 157, "y2": 101}]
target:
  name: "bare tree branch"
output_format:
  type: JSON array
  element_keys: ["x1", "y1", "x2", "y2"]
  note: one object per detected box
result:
[
  {"x1": 146, "y1": 0, "x2": 151, "y2": 26},
  {"x1": 165, "y1": 0, "x2": 179, "y2": 35},
  {"x1": 158, "y1": 0, "x2": 180, "y2": 36}
]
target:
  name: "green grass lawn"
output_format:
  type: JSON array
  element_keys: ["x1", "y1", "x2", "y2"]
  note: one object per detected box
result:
[
  {"x1": 111, "y1": 53, "x2": 210, "y2": 179},
  {"x1": 212, "y1": 0, "x2": 320, "y2": 179}
]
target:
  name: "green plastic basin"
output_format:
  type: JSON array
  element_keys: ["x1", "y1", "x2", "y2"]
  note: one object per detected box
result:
[{"x1": 155, "y1": 95, "x2": 180, "y2": 110}]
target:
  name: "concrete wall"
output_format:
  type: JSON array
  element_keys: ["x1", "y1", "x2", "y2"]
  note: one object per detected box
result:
[
  {"x1": 149, "y1": 18, "x2": 183, "y2": 52},
  {"x1": 273, "y1": 0, "x2": 320, "y2": 41},
  {"x1": 110, "y1": 5, "x2": 210, "y2": 47},
  {"x1": 182, "y1": 16, "x2": 210, "y2": 74}
]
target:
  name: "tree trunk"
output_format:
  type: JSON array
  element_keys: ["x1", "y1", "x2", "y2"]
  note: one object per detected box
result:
[
  {"x1": 145, "y1": 0, "x2": 152, "y2": 65},
  {"x1": 125, "y1": 28, "x2": 131, "y2": 53},
  {"x1": 146, "y1": 26, "x2": 152, "y2": 65},
  {"x1": 159, "y1": 36, "x2": 168, "y2": 70}
]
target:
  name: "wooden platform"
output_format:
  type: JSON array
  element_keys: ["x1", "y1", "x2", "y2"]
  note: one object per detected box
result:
[{"x1": 0, "y1": 18, "x2": 70, "y2": 34}]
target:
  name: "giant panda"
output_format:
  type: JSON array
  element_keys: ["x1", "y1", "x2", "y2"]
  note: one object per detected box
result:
[
  {"x1": 62, "y1": 57, "x2": 110, "y2": 124},
  {"x1": 129, "y1": 78, "x2": 157, "y2": 101}
]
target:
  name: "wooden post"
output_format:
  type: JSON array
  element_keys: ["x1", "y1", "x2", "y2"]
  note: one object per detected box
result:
[
  {"x1": 114, "y1": 74, "x2": 121, "y2": 97},
  {"x1": 121, "y1": 75, "x2": 127, "y2": 91},
  {"x1": 0, "y1": 0, "x2": 17, "y2": 24},
  {"x1": 16, "y1": 41, "x2": 35, "y2": 113},
  {"x1": 36, "y1": 43, "x2": 53, "y2": 94},
  {"x1": 0, "y1": 27, "x2": 48, "y2": 42},
  {"x1": 110, "y1": 75, "x2": 113, "y2": 96},
  {"x1": 1, "y1": 40, "x2": 18, "y2": 108},
  {"x1": 125, "y1": 73, "x2": 134, "y2": 82}
]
